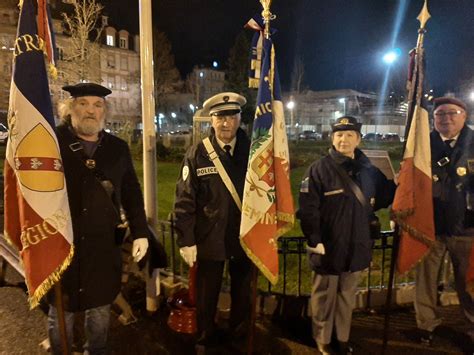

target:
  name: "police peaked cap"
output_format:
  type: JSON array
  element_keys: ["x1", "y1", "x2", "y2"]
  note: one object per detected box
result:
[
  {"x1": 62, "y1": 83, "x2": 112, "y2": 98},
  {"x1": 433, "y1": 96, "x2": 467, "y2": 111},
  {"x1": 331, "y1": 116, "x2": 362, "y2": 133},
  {"x1": 203, "y1": 92, "x2": 246, "y2": 116}
]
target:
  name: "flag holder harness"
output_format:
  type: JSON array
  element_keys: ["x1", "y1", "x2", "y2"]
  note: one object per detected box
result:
[{"x1": 202, "y1": 137, "x2": 242, "y2": 211}]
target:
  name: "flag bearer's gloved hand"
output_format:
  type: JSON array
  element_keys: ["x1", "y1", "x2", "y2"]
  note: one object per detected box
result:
[
  {"x1": 306, "y1": 243, "x2": 326, "y2": 255},
  {"x1": 179, "y1": 245, "x2": 197, "y2": 267},
  {"x1": 132, "y1": 238, "x2": 149, "y2": 263}
]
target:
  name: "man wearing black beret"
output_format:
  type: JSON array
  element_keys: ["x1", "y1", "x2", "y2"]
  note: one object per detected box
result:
[
  {"x1": 415, "y1": 96, "x2": 474, "y2": 345},
  {"x1": 47, "y1": 83, "x2": 149, "y2": 354}
]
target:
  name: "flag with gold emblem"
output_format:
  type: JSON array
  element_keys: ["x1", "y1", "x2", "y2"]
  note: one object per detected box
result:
[
  {"x1": 240, "y1": 17, "x2": 294, "y2": 284},
  {"x1": 3, "y1": 0, "x2": 73, "y2": 308}
]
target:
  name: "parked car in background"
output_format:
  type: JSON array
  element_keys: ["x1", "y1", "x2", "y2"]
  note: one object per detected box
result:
[
  {"x1": 0, "y1": 123, "x2": 8, "y2": 144},
  {"x1": 363, "y1": 132, "x2": 383, "y2": 141},
  {"x1": 298, "y1": 130, "x2": 321, "y2": 140},
  {"x1": 382, "y1": 133, "x2": 402, "y2": 142}
]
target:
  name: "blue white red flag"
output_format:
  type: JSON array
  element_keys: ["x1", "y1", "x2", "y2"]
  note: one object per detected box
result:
[
  {"x1": 240, "y1": 19, "x2": 294, "y2": 284},
  {"x1": 3, "y1": 0, "x2": 73, "y2": 308}
]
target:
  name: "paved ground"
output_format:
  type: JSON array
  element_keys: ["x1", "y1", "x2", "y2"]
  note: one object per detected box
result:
[{"x1": 0, "y1": 266, "x2": 472, "y2": 354}]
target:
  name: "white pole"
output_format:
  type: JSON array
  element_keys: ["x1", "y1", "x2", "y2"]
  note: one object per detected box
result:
[{"x1": 139, "y1": 0, "x2": 157, "y2": 229}]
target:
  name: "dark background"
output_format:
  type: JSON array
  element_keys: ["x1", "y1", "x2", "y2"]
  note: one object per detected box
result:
[{"x1": 102, "y1": 0, "x2": 474, "y2": 95}]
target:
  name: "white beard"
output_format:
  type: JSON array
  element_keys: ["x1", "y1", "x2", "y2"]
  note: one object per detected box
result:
[{"x1": 71, "y1": 117, "x2": 105, "y2": 137}]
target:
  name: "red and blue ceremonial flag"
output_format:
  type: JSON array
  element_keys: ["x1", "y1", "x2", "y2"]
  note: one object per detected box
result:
[
  {"x1": 3, "y1": 0, "x2": 73, "y2": 308},
  {"x1": 240, "y1": 17, "x2": 294, "y2": 284}
]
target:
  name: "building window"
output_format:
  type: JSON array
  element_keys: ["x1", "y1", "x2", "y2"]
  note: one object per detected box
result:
[
  {"x1": 106, "y1": 35, "x2": 114, "y2": 46},
  {"x1": 56, "y1": 46, "x2": 64, "y2": 61},
  {"x1": 108, "y1": 77, "x2": 115, "y2": 89},
  {"x1": 121, "y1": 78, "x2": 127, "y2": 91},
  {"x1": 120, "y1": 56, "x2": 128, "y2": 70},
  {"x1": 107, "y1": 54, "x2": 115, "y2": 68},
  {"x1": 119, "y1": 38, "x2": 127, "y2": 49}
]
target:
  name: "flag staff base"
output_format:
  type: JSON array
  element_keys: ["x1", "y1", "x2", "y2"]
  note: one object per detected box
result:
[
  {"x1": 54, "y1": 282, "x2": 70, "y2": 355},
  {"x1": 382, "y1": 225, "x2": 400, "y2": 354},
  {"x1": 247, "y1": 265, "x2": 258, "y2": 355}
]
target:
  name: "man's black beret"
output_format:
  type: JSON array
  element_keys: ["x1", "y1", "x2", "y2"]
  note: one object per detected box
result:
[{"x1": 62, "y1": 83, "x2": 112, "y2": 98}]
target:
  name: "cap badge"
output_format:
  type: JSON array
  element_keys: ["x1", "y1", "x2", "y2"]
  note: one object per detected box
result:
[
  {"x1": 340, "y1": 118, "x2": 349, "y2": 124},
  {"x1": 223, "y1": 96, "x2": 229, "y2": 103}
]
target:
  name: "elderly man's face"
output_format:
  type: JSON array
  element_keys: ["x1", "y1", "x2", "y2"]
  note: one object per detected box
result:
[
  {"x1": 70, "y1": 96, "x2": 106, "y2": 139},
  {"x1": 211, "y1": 112, "x2": 241, "y2": 143},
  {"x1": 434, "y1": 103, "x2": 466, "y2": 138}
]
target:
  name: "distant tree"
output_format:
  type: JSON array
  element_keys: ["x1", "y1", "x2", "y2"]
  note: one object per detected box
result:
[
  {"x1": 225, "y1": 31, "x2": 256, "y2": 125},
  {"x1": 60, "y1": 0, "x2": 104, "y2": 83},
  {"x1": 291, "y1": 56, "x2": 305, "y2": 94},
  {"x1": 153, "y1": 29, "x2": 182, "y2": 111}
]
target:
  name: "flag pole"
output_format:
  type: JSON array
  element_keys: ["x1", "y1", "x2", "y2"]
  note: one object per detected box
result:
[
  {"x1": 138, "y1": 0, "x2": 159, "y2": 312},
  {"x1": 382, "y1": 1, "x2": 431, "y2": 352},
  {"x1": 246, "y1": 2, "x2": 273, "y2": 354},
  {"x1": 54, "y1": 282, "x2": 70, "y2": 355}
]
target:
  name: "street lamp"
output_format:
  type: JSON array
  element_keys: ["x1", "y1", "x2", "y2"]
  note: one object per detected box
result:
[
  {"x1": 470, "y1": 91, "x2": 474, "y2": 102},
  {"x1": 338, "y1": 98, "x2": 346, "y2": 115},
  {"x1": 189, "y1": 104, "x2": 195, "y2": 113},
  {"x1": 286, "y1": 99, "x2": 295, "y2": 139}
]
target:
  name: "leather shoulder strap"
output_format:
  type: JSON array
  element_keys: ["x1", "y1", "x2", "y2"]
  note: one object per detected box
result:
[
  {"x1": 327, "y1": 157, "x2": 370, "y2": 212},
  {"x1": 202, "y1": 137, "x2": 242, "y2": 211}
]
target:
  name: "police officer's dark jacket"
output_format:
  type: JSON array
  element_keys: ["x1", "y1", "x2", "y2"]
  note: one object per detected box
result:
[
  {"x1": 298, "y1": 148, "x2": 396, "y2": 275},
  {"x1": 431, "y1": 125, "x2": 474, "y2": 237},
  {"x1": 51, "y1": 124, "x2": 148, "y2": 311},
  {"x1": 174, "y1": 127, "x2": 250, "y2": 260}
]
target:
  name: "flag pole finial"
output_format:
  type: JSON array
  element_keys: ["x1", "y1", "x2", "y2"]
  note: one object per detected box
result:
[
  {"x1": 416, "y1": 0, "x2": 431, "y2": 48},
  {"x1": 417, "y1": 0, "x2": 431, "y2": 30},
  {"x1": 260, "y1": 0, "x2": 274, "y2": 38}
]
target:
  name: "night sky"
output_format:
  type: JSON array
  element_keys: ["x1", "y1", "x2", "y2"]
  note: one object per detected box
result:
[{"x1": 104, "y1": 0, "x2": 474, "y2": 96}]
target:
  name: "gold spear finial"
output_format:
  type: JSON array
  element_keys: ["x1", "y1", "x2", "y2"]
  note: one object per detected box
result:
[
  {"x1": 417, "y1": 0, "x2": 431, "y2": 30},
  {"x1": 260, "y1": 0, "x2": 274, "y2": 38}
]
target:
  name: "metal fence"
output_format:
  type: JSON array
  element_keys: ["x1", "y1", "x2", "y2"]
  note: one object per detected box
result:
[{"x1": 155, "y1": 218, "x2": 414, "y2": 309}]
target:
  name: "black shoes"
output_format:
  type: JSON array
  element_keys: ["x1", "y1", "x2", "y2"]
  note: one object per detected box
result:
[
  {"x1": 419, "y1": 329, "x2": 434, "y2": 346},
  {"x1": 337, "y1": 341, "x2": 354, "y2": 354}
]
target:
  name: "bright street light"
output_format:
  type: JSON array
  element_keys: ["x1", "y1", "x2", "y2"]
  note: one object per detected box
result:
[
  {"x1": 470, "y1": 91, "x2": 474, "y2": 101},
  {"x1": 189, "y1": 104, "x2": 195, "y2": 112},
  {"x1": 383, "y1": 48, "x2": 401, "y2": 65},
  {"x1": 286, "y1": 101, "x2": 295, "y2": 110},
  {"x1": 171, "y1": 112, "x2": 177, "y2": 118}
]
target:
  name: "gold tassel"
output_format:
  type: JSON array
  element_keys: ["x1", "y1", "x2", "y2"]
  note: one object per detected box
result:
[
  {"x1": 18, "y1": 0, "x2": 23, "y2": 10},
  {"x1": 48, "y1": 63, "x2": 58, "y2": 80}
]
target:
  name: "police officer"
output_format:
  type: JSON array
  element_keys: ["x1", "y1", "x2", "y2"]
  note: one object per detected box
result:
[
  {"x1": 415, "y1": 97, "x2": 474, "y2": 345},
  {"x1": 48, "y1": 83, "x2": 149, "y2": 354},
  {"x1": 173, "y1": 92, "x2": 252, "y2": 348},
  {"x1": 298, "y1": 116, "x2": 396, "y2": 354}
]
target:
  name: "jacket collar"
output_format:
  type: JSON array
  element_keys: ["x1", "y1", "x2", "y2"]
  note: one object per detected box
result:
[{"x1": 329, "y1": 147, "x2": 370, "y2": 167}]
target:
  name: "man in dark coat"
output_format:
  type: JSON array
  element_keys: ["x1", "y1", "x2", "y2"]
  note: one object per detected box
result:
[
  {"x1": 415, "y1": 97, "x2": 474, "y2": 345},
  {"x1": 298, "y1": 116, "x2": 396, "y2": 354},
  {"x1": 47, "y1": 83, "x2": 149, "y2": 354},
  {"x1": 174, "y1": 92, "x2": 252, "y2": 349}
]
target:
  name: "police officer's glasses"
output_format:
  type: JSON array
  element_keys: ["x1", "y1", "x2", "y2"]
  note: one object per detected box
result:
[
  {"x1": 434, "y1": 110, "x2": 463, "y2": 118},
  {"x1": 213, "y1": 114, "x2": 238, "y2": 123}
]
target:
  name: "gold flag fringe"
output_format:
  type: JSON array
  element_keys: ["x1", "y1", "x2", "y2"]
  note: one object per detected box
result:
[
  {"x1": 18, "y1": 0, "x2": 23, "y2": 10},
  {"x1": 28, "y1": 245, "x2": 74, "y2": 309},
  {"x1": 48, "y1": 63, "x2": 58, "y2": 80}
]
